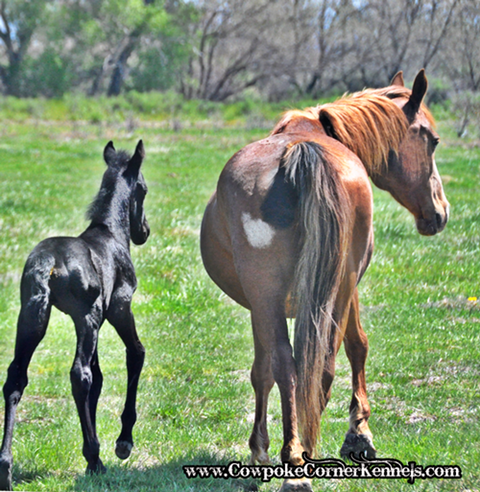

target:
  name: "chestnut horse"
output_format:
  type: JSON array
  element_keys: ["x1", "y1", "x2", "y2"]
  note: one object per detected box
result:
[{"x1": 200, "y1": 70, "x2": 449, "y2": 491}]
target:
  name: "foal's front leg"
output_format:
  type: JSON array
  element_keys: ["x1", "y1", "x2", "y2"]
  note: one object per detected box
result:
[
  {"x1": 106, "y1": 300, "x2": 145, "y2": 460},
  {"x1": 70, "y1": 305, "x2": 106, "y2": 474}
]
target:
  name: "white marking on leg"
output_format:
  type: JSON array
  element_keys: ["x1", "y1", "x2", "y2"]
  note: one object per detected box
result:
[{"x1": 241, "y1": 212, "x2": 275, "y2": 249}]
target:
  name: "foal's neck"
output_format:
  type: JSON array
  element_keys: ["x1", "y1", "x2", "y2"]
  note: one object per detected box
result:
[{"x1": 85, "y1": 180, "x2": 131, "y2": 247}]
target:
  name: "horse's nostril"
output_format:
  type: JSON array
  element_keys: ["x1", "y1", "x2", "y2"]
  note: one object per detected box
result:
[{"x1": 435, "y1": 212, "x2": 443, "y2": 228}]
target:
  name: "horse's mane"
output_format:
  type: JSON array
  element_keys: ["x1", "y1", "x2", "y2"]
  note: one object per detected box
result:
[
  {"x1": 272, "y1": 86, "x2": 435, "y2": 175},
  {"x1": 86, "y1": 150, "x2": 131, "y2": 223}
]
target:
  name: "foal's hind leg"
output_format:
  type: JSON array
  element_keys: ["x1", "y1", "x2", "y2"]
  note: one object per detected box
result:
[
  {"x1": 340, "y1": 290, "x2": 376, "y2": 459},
  {"x1": 89, "y1": 349, "x2": 103, "y2": 432},
  {"x1": 70, "y1": 304, "x2": 106, "y2": 474},
  {"x1": 106, "y1": 300, "x2": 145, "y2": 460},
  {"x1": 249, "y1": 321, "x2": 274, "y2": 465},
  {"x1": 0, "y1": 294, "x2": 51, "y2": 490}
]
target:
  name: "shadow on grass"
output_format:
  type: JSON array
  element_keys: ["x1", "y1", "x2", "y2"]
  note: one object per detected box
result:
[
  {"x1": 73, "y1": 453, "x2": 261, "y2": 492},
  {"x1": 13, "y1": 463, "x2": 53, "y2": 490}
]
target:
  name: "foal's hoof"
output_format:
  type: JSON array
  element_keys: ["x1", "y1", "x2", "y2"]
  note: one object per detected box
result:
[
  {"x1": 340, "y1": 433, "x2": 376, "y2": 460},
  {"x1": 86, "y1": 460, "x2": 107, "y2": 475},
  {"x1": 115, "y1": 440, "x2": 133, "y2": 460},
  {"x1": 0, "y1": 459, "x2": 12, "y2": 491},
  {"x1": 278, "y1": 478, "x2": 313, "y2": 492}
]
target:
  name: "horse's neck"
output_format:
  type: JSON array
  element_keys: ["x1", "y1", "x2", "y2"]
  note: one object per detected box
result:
[
  {"x1": 83, "y1": 221, "x2": 129, "y2": 247},
  {"x1": 87, "y1": 193, "x2": 131, "y2": 248}
]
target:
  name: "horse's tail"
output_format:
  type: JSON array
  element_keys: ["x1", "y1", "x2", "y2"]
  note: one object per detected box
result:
[
  {"x1": 20, "y1": 249, "x2": 55, "y2": 308},
  {"x1": 282, "y1": 141, "x2": 349, "y2": 456}
]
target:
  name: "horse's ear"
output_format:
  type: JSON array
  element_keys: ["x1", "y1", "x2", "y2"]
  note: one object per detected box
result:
[
  {"x1": 406, "y1": 69, "x2": 428, "y2": 115},
  {"x1": 390, "y1": 71, "x2": 405, "y2": 87},
  {"x1": 127, "y1": 140, "x2": 145, "y2": 176},
  {"x1": 103, "y1": 141, "x2": 116, "y2": 166},
  {"x1": 319, "y1": 110, "x2": 337, "y2": 139}
]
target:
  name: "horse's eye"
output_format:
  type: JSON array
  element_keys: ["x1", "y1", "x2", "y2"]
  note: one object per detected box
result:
[{"x1": 432, "y1": 137, "x2": 440, "y2": 149}]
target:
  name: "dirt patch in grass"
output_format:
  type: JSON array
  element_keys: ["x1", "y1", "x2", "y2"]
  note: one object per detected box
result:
[{"x1": 421, "y1": 296, "x2": 480, "y2": 311}]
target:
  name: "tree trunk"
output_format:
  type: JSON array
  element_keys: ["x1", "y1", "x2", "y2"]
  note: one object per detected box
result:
[{"x1": 107, "y1": 24, "x2": 145, "y2": 97}]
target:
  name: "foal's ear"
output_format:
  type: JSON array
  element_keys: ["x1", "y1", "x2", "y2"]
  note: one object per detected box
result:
[
  {"x1": 390, "y1": 71, "x2": 405, "y2": 87},
  {"x1": 103, "y1": 141, "x2": 116, "y2": 166},
  {"x1": 405, "y1": 69, "x2": 428, "y2": 116},
  {"x1": 126, "y1": 140, "x2": 145, "y2": 177}
]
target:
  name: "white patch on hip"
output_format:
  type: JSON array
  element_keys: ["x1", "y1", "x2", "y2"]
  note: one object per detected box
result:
[{"x1": 241, "y1": 212, "x2": 275, "y2": 249}]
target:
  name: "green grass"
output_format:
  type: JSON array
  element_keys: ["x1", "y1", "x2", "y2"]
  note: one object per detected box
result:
[{"x1": 0, "y1": 112, "x2": 478, "y2": 491}]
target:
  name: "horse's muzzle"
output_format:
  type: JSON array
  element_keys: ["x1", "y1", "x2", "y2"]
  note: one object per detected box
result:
[
  {"x1": 132, "y1": 221, "x2": 150, "y2": 245},
  {"x1": 415, "y1": 207, "x2": 449, "y2": 236}
]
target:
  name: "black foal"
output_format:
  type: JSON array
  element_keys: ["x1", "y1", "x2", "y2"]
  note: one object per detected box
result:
[{"x1": 0, "y1": 140, "x2": 150, "y2": 490}]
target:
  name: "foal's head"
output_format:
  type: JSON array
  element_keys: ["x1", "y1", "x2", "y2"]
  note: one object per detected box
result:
[
  {"x1": 102, "y1": 140, "x2": 150, "y2": 245},
  {"x1": 373, "y1": 70, "x2": 450, "y2": 236}
]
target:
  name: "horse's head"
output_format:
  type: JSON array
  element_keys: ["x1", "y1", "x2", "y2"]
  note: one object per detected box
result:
[
  {"x1": 372, "y1": 70, "x2": 449, "y2": 236},
  {"x1": 127, "y1": 140, "x2": 150, "y2": 245},
  {"x1": 103, "y1": 140, "x2": 150, "y2": 245}
]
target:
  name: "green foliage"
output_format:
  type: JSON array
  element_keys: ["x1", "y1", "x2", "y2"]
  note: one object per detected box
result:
[
  {"x1": 19, "y1": 49, "x2": 73, "y2": 98},
  {"x1": 129, "y1": 42, "x2": 188, "y2": 93},
  {"x1": 127, "y1": 0, "x2": 199, "y2": 93},
  {"x1": 0, "y1": 0, "x2": 199, "y2": 97},
  {"x1": 0, "y1": 92, "x2": 326, "y2": 126}
]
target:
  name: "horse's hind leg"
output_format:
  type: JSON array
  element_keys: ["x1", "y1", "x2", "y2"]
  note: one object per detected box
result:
[
  {"x1": 250, "y1": 306, "x2": 305, "y2": 467},
  {"x1": 106, "y1": 301, "x2": 145, "y2": 460},
  {"x1": 70, "y1": 305, "x2": 106, "y2": 475},
  {"x1": 0, "y1": 290, "x2": 51, "y2": 490},
  {"x1": 248, "y1": 320, "x2": 274, "y2": 465},
  {"x1": 340, "y1": 289, "x2": 376, "y2": 459},
  {"x1": 89, "y1": 349, "x2": 103, "y2": 432}
]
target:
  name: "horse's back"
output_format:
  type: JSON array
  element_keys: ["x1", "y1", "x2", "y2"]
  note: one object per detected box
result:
[
  {"x1": 23, "y1": 237, "x2": 102, "y2": 314},
  {"x1": 204, "y1": 131, "x2": 372, "y2": 242},
  {"x1": 219, "y1": 132, "x2": 370, "y2": 203}
]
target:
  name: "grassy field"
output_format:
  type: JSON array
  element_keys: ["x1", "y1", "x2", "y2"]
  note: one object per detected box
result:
[{"x1": 0, "y1": 107, "x2": 478, "y2": 492}]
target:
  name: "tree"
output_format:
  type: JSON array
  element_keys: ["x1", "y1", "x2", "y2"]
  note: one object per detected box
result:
[
  {"x1": 85, "y1": 0, "x2": 172, "y2": 96},
  {"x1": 0, "y1": 0, "x2": 46, "y2": 95},
  {"x1": 442, "y1": 0, "x2": 480, "y2": 91},
  {"x1": 45, "y1": 0, "x2": 174, "y2": 96},
  {"x1": 0, "y1": 0, "x2": 471, "y2": 101},
  {"x1": 178, "y1": 0, "x2": 289, "y2": 101}
]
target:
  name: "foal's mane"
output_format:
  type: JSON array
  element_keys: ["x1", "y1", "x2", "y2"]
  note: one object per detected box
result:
[
  {"x1": 86, "y1": 150, "x2": 132, "y2": 223},
  {"x1": 272, "y1": 86, "x2": 434, "y2": 175}
]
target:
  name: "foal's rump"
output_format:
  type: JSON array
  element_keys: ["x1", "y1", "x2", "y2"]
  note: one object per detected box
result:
[{"x1": 22, "y1": 237, "x2": 102, "y2": 314}]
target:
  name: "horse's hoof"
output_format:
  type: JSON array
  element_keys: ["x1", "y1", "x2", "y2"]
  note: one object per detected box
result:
[
  {"x1": 278, "y1": 478, "x2": 313, "y2": 492},
  {"x1": 86, "y1": 460, "x2": 107, "y2": 475},
  {"x1": 340, "y1": 433, "x2": 376, "y2": 460},
  {"x1": 115, "y1": 440, "x2": 133, "y2": 460},
  {"x1": 248, "y1": 449, "x2": 271, "y2": 466},
  {"x1": 0, "y1": 458, "x2": 13, "y2": 491}
]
